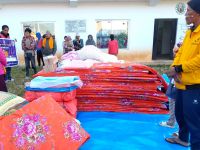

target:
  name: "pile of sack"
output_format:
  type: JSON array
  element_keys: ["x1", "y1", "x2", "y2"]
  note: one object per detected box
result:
[
  {"x1": 58, "y1": 45, "x2": 121, "y2": 69},
  {"x1": 24, "y1": 76, "x2": 83, "y2": 117},
  {"x1": 35, "y1": 62, "x2": 168, "y2": 114}
]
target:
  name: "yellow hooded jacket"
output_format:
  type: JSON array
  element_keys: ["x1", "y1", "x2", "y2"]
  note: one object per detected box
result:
[{"x1": 172, "y1": 25, "x2": 200, "y2": 90}]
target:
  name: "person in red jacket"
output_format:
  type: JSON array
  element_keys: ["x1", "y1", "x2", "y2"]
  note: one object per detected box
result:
[{"x1": 108, "y1": 34, "x2": 118, "y2": 56}]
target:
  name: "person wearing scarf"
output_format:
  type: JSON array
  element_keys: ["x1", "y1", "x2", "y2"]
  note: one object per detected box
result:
[{"x1": 42, "y1": 31, "x2": 57, "y2": 56}]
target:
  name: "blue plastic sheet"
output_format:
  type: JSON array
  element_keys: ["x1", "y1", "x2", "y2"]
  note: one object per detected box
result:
[
  {"x1": 162, "y1": 74, "x2": 170, "y2": 84},
  {"x1": 78, "y1": 112, "x2": 188, "y2": 150},
  {"x1": 25, "y1": 86, "x2": 78, "y2": 92}
]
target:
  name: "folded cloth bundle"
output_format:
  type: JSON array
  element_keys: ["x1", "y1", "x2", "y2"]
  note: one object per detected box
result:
[
  {"x1": 30, "y1": 76, "x2": 83, "y2": 88},
  {"x1": 0, "y1": 92, "x2": 28, "y2": 116},
  {"x1": 0, "y1": 95, "x2": 90, "y2": 149},
  {"x1": 43, "y1": 55, "x2": 58, "y2": 73}
]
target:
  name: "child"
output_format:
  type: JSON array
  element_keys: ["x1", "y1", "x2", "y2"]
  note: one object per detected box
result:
[
  {"x1": 159, "y1": 43, "x2": 182, "y2": 128},
  {"x1": 159, "y1": 78, "x2": 176, "y2": 128}
]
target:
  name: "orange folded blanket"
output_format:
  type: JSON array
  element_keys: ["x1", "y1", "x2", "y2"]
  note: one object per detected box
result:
[{"x1": 0, "y1": 95, "x2": 89, "y2": 150}]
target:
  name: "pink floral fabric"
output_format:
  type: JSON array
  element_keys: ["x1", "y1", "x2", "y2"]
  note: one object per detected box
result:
[
  {"x1": 63, "y1": 120, "x2": 85, "y2": 141},
  {"x1": 0, "y1": 95, "x2": 90, "y2": 150},
  {"x1": 12, "y1": 114, "x2": 50, "y2": 149}
]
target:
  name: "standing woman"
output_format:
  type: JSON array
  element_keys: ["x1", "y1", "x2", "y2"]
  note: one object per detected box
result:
[
  {"x1": 0, "y1": 25, "x2": 14, "y2": 82},
  {"x1": 0, "y1": 47, "x2": 7, "y2": 92},
  {"x1": 108, "y1": 34, "x2": 118, "y2": 56},
  {"x1": 86, "y1": 35, "x2": 96, "y2": 46}
]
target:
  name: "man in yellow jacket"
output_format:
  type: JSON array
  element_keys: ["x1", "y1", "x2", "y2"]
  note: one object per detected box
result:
[{"x1": 165, "y1": 0, "x2": 200, "y2": 149}]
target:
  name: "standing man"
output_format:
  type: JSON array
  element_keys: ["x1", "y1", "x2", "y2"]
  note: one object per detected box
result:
[
  {"x1": 22, "y1": 28, "x2": 36, "y2": 79},
  {"x1": 165, "y1": 1, "x2": 200, "y2": 150},
  {"x1": 73, "y1": 33, "x2": 84, "y2": 51},
  {"x1": 0, "y1": 25, "x2": 14, "y2": 82},
  {"x1": 42, "y1": 31, "x2": 57, "y2": 56}
]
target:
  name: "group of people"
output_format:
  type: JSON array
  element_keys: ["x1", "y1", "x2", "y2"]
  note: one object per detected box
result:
[
  {"x1": 62, "y1": 33, "x2": 119, "y2": 56},
  {"x1": 0, "y1": 26, "x2": 58, "y2": 92},
  {"x1": 159, "y1": 0, "x2": 200, "y2": 150},
  {"x1": 62, "y1": 33, "x2": 85, "y2": 54},
  {"x1": 0, "y1": 24, "x2": 119, "y2": 93},
  {"x1": 22, "y1": 29, "x2": 57, "y2": 79}
]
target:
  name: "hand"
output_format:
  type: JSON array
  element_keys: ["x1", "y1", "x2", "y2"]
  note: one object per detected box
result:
[
  {"x1": 25, "y1": 47, "x2": 30, "y2": 50},
  {"x1": 165, "y1": 67, "x2": 182, "y2": 83},
  {"x1": 173, "y1": 46, "x2": 179, "y2": 56},
  {"x1": 174, "y1": 73, "x2": 182, "y2": 83},
  {"x1": 165, "y1": 67, "x2": 176, "y2": 77}
]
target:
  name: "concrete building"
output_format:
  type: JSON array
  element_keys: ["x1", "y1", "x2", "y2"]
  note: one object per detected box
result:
[{"x1": 0, "y1": 0, "x2": 188, "y2": 62}]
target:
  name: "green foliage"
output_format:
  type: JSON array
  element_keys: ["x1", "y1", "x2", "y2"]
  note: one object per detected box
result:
[
  {"x1": 7, "y1": 66, "x2": 42, "y2": 97},
  {"x1": 116, "y1": 32, "x2": 128, "y2": 49}
]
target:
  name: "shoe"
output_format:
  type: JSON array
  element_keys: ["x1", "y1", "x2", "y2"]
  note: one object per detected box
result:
[
  {"x1": 5, "y1": 78, "x2": 14, "y2": 83},
  {"x1": 172, "y1": 132, "x2": 179, "y2": 137},
  {"x1": 25, "y1": 76, "x2": 30, "y2": 80},
  {"x1": 159, "y1": 121, "x2": 175, "y2": 128},
  {"x1": 165, "y1": 137, "x2": 190, "y2": 147},
  {"x1": 10, "y1": 78, "x2": 14, "y2": 82}
]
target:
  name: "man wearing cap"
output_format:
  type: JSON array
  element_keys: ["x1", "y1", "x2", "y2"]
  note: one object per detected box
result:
[
  {"x1": 165, "y1": 0, "x2": 200, "y2": 149},
  {"x1": 73, "y1": 33, "x2": 84, "y2": 51}
]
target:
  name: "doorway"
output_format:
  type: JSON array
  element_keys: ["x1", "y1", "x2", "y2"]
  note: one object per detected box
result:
[{"x1": 152, "y1": 19, "x2": 178, "y2": 60}]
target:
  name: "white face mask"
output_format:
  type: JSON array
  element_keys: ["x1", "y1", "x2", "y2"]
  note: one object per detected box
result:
[{"x1": 187, "y1": 23, "x2": 194, "y2": 29}]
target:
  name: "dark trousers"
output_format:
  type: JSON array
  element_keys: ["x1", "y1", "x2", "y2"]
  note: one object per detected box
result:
[
  {"x1": 0, "y1": 74, "x2": 7, "y2": 92},
  {"x1": 25, "y1": 53, "x2": 37, "y2": 77},
  {"x1": 175, "y1": 88, "x2": 200, "y2": 150},
  {"x1": 37, "y1": 50, "x2": 44, "y2": 66},
  {"x1": 5, "y1": 67, "x2": 12, "y2": 80}
]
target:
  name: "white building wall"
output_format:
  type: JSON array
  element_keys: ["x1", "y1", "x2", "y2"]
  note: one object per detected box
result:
[{"x1": 0, "y1": 0, "x2": 187, "y2": 62}]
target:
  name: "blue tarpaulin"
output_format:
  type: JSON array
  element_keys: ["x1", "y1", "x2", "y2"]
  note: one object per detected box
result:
[{"x1": 78, "y1": 112, "x2": 188, "y2": 150}]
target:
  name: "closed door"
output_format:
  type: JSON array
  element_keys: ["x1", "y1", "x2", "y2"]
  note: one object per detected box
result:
[{"x1": 152, "y1": 19, "x2": 178, "y2": 60}]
